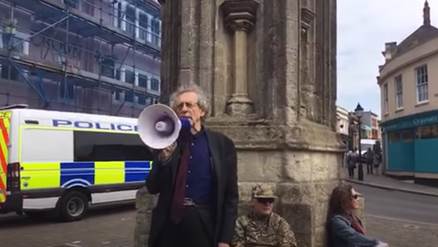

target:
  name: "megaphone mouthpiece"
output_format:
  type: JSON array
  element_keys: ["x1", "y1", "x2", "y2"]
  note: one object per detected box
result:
[
  {"x1": 155, "y1": 120, "x2": 174, "y2": 134},
  {"x1": 179, "y1": 117, "x2": 191, "y2": 131}
]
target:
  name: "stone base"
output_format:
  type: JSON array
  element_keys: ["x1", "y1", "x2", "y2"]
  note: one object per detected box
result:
[
  {"x1": 226, "y1": 94, "x2": 254, "y2": 115},
  {"x1": 134, "y1": 119, "x2": 344, "y2": 247}
]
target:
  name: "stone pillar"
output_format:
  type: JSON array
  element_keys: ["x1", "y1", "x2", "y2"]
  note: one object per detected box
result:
[
  {"x1": 135, "y1": 1, "x2": 342, "y2": 247},
  {"x1": 220, "y1": 0, "x2": 258, "y2": 115}
]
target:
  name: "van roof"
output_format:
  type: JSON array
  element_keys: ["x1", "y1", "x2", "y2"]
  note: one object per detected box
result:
[{"x1": 2, "y1": 108, "x2": 138, "y2": 124}]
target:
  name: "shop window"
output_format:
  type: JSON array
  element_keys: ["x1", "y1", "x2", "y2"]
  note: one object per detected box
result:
[
  {"x1": 418, "y1": 124, "x2": 438, "y2": 139},
  {"x1": 388, "y1": 132, "x2": 400, "y2": 143},
  {"x1": 401, "y1": 130, "x2": 414, "y2": 142}
]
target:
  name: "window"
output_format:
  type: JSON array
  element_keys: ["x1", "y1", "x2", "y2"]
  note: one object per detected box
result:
[
  {"x1": 101, "y1": 57, "x2": 115, "y2": 78},
  {"x1": 1, "y1": 31, "x2": 30, "y2": 55},
  {"x1": 125, "y1": 90, "x2": 134, "y2": 102},
  {"x1": 81, "y1": 0, "x2": 95, "y2": 16},
  {"x1": 395, "y1": 75, "x2": 403, "y2": 109},
  {"x1": 139, "y1": 13, "x2": 149, "y2": 41},
  {"x1": 138, "y1": 74, "x2": 148, "y2": 88},
  {"x1": 383, "y1": 83, "x2": 388, "y2": 113},
  {"x1": 64, "y1": 0, "x2": 79, "y2": 9},
  {"x1": 0, "y1": 63, "x2": 19, "y2": 81},
  {"x1": 416, "y1": 65, "x2": 428, "y2": 103},
  {"x1": 151, "y1": 19, "x2": 160, "y2": 46},
  {"x1": 417, "y1": 125, "x2": 438, "y2": 139},
  {"x1": 60, "y1": 80, "x2": 75, "y2": 99},
  {"x1": 74, "y1": 132, "x2": 153, "y2": 161},
  {"x1": 125, "y1": 5, "x2": 136, "y2": 37},
  {"x1": 125, "y1": 70, "x2": 135, "y2": 84},
  {"x1": 114, "y1": 90, "x2": 122, "y2": 101},
  {"x1": 22, "y1": 129, "x2": 73, "y2": 162},
  {"x1": 137, "y1": 94, "x2": 146, "y2": 105},
  {"x1": 115, "y1": 2, "x2": 123, "y2": 29},
  {"x1": 150, "y1": 78, "x2": 159, "y2": 91}
]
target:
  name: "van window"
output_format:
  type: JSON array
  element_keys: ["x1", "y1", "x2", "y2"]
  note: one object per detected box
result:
[
  {"x1": 21, "y1": 129, "x2": 74, "y2": 162},
  {"x1": 74, "y1": 131, "x2": 153, "y2": 161}
]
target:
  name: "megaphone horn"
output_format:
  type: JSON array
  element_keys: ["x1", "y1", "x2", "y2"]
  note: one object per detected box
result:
[{"x1": 137, "y1": 104, "x2": 190, "y2": 149}]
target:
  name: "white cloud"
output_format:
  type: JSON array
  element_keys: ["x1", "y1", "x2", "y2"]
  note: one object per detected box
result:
[{"x1": 337, "y1": 0, "x2": 438, "y2": 116}]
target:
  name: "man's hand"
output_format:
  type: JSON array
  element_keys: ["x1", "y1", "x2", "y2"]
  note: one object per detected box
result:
[
  {"x1": 218, "y1": 243, "x2": 230, "y2": 247},
  {"x1": 158, "y1": 142, "x2": 177, "y2": 161}
]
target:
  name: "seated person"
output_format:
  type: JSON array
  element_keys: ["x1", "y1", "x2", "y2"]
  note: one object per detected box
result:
[
  {"x1": 326, "y1": 184, "x2": 389, "y2": 247},
  {"x1": 232, "y1": 184, "x2": 297, "y2": 247}
]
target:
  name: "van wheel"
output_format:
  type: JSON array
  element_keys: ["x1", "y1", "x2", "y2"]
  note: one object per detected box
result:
[{"x1": 58, "y1": 190, "x2": 88, "y2": 221}]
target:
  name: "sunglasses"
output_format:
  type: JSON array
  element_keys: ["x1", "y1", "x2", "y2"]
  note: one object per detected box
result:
[
  {"x1": 352, "y1": 194, "x2": 362, "y2": 200},
  {"x1": 256, "y1": 198, "x2": 275, "y2": 204}
]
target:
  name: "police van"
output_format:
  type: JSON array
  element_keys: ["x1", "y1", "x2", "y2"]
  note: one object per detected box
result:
[{"x1": 0, "y1": 105, "x2": 152, "y2": 221}]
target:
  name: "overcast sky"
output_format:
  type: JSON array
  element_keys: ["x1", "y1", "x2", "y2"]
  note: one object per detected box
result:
[{"x1": 337, "y1": 0, "x2": 438, "y2": 116}]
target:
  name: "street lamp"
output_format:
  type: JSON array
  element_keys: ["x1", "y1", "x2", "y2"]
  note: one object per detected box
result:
[{"x1": 355, "y1": 103, "x2": 364, "y2": 181}]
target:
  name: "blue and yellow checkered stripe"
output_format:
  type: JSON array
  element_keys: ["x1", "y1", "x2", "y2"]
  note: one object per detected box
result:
[{"x1": 20, "y1": 161, "x2": 152, "y2": 190}]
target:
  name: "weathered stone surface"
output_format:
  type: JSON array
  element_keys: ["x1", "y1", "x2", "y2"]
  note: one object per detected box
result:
[
  {"x1": 134, "y1": 187, "x2": 153, "y2": 247},
  {"x1": 136, "y1": 0, "x2": 339, "y2": 246}
]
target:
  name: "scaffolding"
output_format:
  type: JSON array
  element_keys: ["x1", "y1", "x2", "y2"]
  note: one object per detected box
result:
[{"x1": 0, "y1": 0, "x2": 161, "y2": 116}]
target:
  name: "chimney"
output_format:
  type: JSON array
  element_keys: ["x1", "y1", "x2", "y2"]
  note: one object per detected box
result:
[
  {"x1": 382, "y1": 42, "x2": 397, "y2": 61},
  {"x1": 424, "y1": 0, "x2": 431, "y2": 26}
]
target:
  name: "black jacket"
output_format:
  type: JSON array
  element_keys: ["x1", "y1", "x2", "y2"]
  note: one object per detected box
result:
[{"x1": 146, "y1": 128, "x2": 238, "y2": 247}]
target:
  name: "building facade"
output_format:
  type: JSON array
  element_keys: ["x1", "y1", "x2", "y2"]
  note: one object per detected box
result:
[
  {"x1": 336, "y1": 105, "x2": 350, "y2": 140},
  {"x1": 378, "y1": 1, "x2": 438, "y2": 184},
  {"x1": 0, "y1": 0, "x2": 161, "y2": 117}
]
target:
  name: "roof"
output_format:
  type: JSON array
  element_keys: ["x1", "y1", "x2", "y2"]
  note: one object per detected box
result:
[
  {"x1": 394, "y1": 24, "x2": 438, "y2": 58},
  {"x1": 392, "y1": 1, "x2": 438, "y2": 58}
]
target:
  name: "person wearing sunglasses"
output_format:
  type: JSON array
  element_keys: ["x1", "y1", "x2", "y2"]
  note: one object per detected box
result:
[
  {"x1": 232, "y1": 184, "x2": 297, "y2": 247},
  {"x1": 326, "y1": 184, "x2": 389, "y2": 247}
]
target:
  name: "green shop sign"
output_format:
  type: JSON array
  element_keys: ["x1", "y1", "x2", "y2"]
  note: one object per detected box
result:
[{"x1": 382, "y1": 110, "x2": 438, "y2": 132}]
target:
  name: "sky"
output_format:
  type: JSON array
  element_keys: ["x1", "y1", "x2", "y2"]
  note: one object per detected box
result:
[{"x1": 337, "y1": 0, "x2": 438, "y2": 116}]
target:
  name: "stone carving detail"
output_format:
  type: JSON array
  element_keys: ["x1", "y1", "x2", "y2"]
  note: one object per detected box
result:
[{"x1": 220, "y1": 0, "x2": 259, "y2": 116}]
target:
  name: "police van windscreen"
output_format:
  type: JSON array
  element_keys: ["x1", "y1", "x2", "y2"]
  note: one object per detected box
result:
[{"x1": 74, "y1": 131, "x2": 153, "y2": 162}]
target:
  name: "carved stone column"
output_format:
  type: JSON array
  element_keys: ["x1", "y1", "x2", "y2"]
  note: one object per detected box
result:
[{"x1": 220, "y1": 0, "x2": 258, "y2": 116}]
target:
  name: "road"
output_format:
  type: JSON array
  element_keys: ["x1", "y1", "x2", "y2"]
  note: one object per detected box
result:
[
  {"x1": 2, "y1": 185, "x2": 438, "y2": 247},
  {"x1": 0, "y1": 204, "x2": 136, "y2": 247},
  {"x1": 356, "y1": 184, "x2": 438, "y2": 224},
  {"x1": 355, "y1": 184, "x2": 438, "y2": 247}
]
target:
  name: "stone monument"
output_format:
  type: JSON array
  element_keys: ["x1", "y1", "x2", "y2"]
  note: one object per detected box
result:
[{"x1": 135, "y1": 0, "x2": 343, "y2": 246}]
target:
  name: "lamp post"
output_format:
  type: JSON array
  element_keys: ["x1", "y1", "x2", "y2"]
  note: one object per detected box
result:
[{"x1": 355, "y1": 103, "x2": 364, "y2": 181}]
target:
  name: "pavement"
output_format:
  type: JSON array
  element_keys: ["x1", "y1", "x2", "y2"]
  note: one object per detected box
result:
[{"x1": 344, "y1": 171, "x2": 438, "y2": 197}]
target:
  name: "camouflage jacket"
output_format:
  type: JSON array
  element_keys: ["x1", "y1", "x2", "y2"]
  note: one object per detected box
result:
[{"x1": 232, "y1": 212, "x2": 297, "y2": 247}]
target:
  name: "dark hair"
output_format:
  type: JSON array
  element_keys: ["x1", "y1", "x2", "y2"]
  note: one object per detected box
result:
[{"x1": 326, "y1": 184, "x2": 354, "y2": 247}]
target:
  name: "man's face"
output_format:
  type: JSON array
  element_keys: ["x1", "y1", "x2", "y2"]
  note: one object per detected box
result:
[
  {"x1": 253, "y1": 197, "x2": 274, "y2": 216},
  {"x1": 174, "y1": 91, "x2": 205, "y2": 132}
]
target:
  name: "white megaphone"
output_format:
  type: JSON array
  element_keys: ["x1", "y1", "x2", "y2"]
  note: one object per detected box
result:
[{"x1": 137, "y1": 104, "x2": 191, "y2": 149}]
